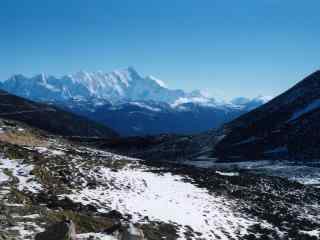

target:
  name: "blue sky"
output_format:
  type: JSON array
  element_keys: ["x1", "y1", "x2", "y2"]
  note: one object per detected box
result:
[{"x1": 1, "y1": 0, "x2": 319, "y2": 99}]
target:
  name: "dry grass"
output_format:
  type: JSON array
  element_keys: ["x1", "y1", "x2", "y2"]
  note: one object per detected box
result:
[{"x1": 0, "y1": 130, "x2": 47, "y2": 147}]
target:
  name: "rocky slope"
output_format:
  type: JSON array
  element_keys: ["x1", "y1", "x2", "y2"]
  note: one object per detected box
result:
[
  {"x1": 0, "y1": 90, "x2": 117, "y2": 138},
  {"x1": 215, "y1": 70, "x2": 320, "y2": 160},
  {"x1": 0, "y1": 119, "x2": 319, "y2": 239},
  {"x1": 77, "y1": 130, "x2": 218, "y2": 162}
]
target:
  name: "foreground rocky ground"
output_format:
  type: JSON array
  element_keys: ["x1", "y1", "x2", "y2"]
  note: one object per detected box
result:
[{"x1": 0, "y1": 120, "x2": 319, "y2": 239}]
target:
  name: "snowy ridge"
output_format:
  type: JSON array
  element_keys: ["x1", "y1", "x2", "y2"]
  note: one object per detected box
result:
[
  {"x1": 2, "y1": 67, "x2": 206, "y2": 104},
  {"x1": 146, "y1": 75, "x2": 167, "y2": 88}
]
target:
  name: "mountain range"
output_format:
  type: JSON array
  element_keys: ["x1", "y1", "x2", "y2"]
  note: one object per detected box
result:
[{"x1": 0, "y1": 67, "x2": 267, "y2": 136}]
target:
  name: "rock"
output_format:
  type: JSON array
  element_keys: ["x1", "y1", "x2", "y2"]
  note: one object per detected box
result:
[
  {"x1": 116, "y1": 224, "x2": 144, "y2": 240},
  {"x1": 103, "y1": 222, "x2": 121, "y2": 235},
  {"x1": 83, "y1": 203, "x2": 98, "y2": 212},
  {"x1": 33, "y1": 193, "x2": 97, "y2": 212},
  {"x1": 102, "y1": 210, "x2": 123, "y2": 220},
  {"x1": 35, "y1": 219, "x2": 77, "y2": 240},
  {"x1": 48, "y1": 197, "x2": 82, "y2": 211},
  {"x1": 0, "y1": 232, "x2": 14, "y2": 240}
]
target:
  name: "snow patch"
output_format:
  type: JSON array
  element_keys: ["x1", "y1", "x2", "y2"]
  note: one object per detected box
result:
[
  {"x1": 129, "y1": 102, "x2": 162, "y2": 112},
  {"x1": 233, "y1": 136, "x2": 258, "y2": 146},
  {"x1": 5, "y1": 221, "x2": 44, "y2": 239},
  {"x1": 0, "y1": 158, "x2": 42, "y2": 193},
  {"x1": 300, "y1": 229, "x2": 320, "y2": 237},
  {"x1": 64, "y1": 165, "x2": 258, "y2": 240},
  {"x1": 289, "y1": 98, "x2": 320, "y2": 121},
  {"x1": 77, "y1": 233, "x2": 117, "y2": 240},
  {"x1": 171, "y1": 97, "x2": 216, "y2": 108},
  {"x1": 216, "y1": 171, "x2": 239, "y2": 177},
  {"x1": 264, "y1": 146, "x2": 288, "y2": 154},
  {"x1": 33, "y1": 147, "x2": 65, "y2": 156}
]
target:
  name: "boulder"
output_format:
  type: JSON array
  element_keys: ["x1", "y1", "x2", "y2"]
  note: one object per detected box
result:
[
  {"x1": 103, "y1": 222, "x2": 121, "y2": 235},
  {"x1": 35, "y1": 219, "x2": 76, "y2": 240},
  {"x1": 102, "y1": 210, "x2": 123, "y2": 220},
  {"x1": 116, "y1": 224, "x2": 144, "y2": 240},
  {"x1": 33, "y1": 193, "x2": 97, "y2": 212},
  {"x1": 0, "y1": 232, "x2": 14, "y2": 240}
]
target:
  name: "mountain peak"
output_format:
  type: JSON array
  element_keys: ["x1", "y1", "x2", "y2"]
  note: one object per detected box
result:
[
  {"x1": 116, "y1": 66, "x2": 140, "y2": 76},
  {"x1": 33, "y1": 73, "x2": 48, "y2": 82},
  {"x1": 311, "y1": 69, "x2": 320, "y2": 76},
  {"x1": 8, "y1": 74, "x2": 27, "y2": 80},
  {"x1": 293, "y1": 70, "x2": 320, "y2": 89},
  {"x1": 126, "y1": 66, "x2": 138, "y2": 74}
]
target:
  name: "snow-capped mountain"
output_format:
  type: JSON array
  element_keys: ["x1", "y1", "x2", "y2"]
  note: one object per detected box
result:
[
  {"x1": 1, "y1": 67, "x2": 204, "y2": 104},
  {"x1": 0, "y1": 67, "x2": 268, "y2": 136}
]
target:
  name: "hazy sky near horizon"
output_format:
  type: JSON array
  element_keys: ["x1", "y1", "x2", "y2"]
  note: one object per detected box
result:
[{"x1": 1, "y1": 0, "x2": 319, "y2": 99}]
